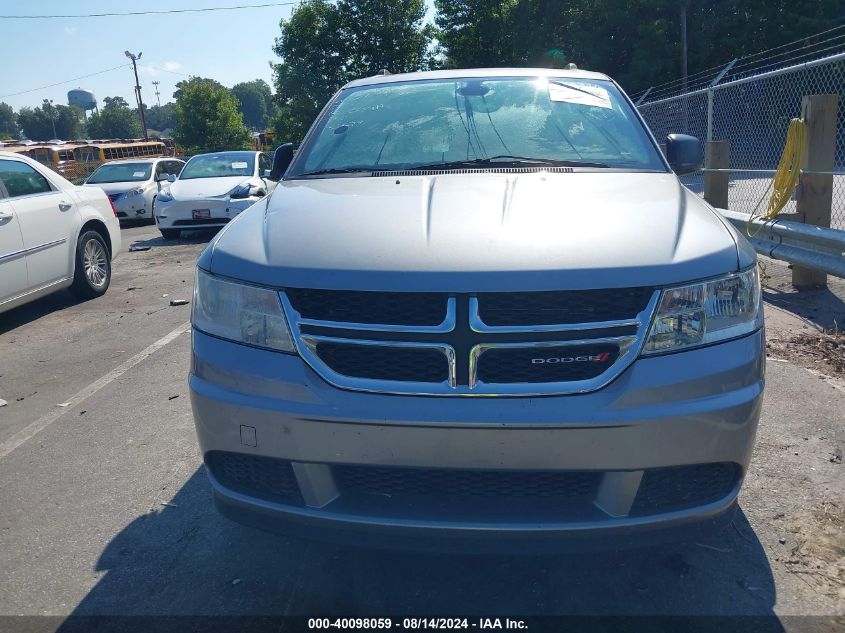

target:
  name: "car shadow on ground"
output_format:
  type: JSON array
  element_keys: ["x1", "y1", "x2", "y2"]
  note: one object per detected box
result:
[
  {"x1": 0, "y1": 290, "x2": 84, "y2": 335},
  {"x1": 126, "y1": 228, "x2": 222, "y2": 251},
  {"x1": 55, "y1": 468, "x2": 784, "y2": 630}
]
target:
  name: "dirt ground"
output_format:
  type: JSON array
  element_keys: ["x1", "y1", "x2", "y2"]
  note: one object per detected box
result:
[{"x1": 754, "y1": 257, "x2": 845, "y2": 608}]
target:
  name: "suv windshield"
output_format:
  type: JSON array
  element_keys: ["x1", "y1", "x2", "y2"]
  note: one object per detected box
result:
[
  {"x1": 86, "y1": 162, "x2": 152, "y2": 184},
  {"x1": 180, "y1": 152, "x2": 255, "y2": 180},
  {"x1": 290, "y1": 76, "x2": 666, "y2": 176}
]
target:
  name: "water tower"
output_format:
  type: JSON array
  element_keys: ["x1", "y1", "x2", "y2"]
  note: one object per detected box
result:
[{"x1": 67, "y1": 88, "x2": 97, "y2": 120}]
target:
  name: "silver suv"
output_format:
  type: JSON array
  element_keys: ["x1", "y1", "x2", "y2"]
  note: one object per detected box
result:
[{"x1": 189, "y1": 68, "x2": 764, "y2": 549}]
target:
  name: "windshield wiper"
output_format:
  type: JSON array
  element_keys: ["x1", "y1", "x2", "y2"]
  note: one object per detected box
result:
[
  {"x1": 405, "y1": 156, "x2": 610, "y2": 170},
  {"x1": 297, "y1": 167, "x2": 373, "y2": 177}
]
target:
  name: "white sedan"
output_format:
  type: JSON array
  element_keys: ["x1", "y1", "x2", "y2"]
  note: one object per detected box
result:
[
  {"x1": 0, "y1": 151, "x2": 121, "y2": 314},
  {"x1": 153, "y1": 151, "x2": 276, "y2": 239},
  {"x1": 84, "y1": 157, "x2": 184, "y2": 223}
]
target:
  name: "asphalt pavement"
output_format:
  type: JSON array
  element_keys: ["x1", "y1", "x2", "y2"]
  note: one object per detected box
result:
[{"x1": 0, "y1": 222, "x2": 842, "y2": 629}]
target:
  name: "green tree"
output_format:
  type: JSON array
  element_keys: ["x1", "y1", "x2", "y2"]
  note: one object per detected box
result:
[
  {"x1": 232, "y1": 79, "x2": 274, "y2": 130},
  {"x1": 102, "y1": 96, "x2": 131, "y2": 109},
  {"x1": 145, "y1": 103, "x2": 177, "y2": 133},
  {"x1": 87, "y1": 102, "x2": 142, "y2": 139},
  {"x1": 433, "y1": 0, "x2": 845, "y2": 94},
  {"x1": 173, "y1": 77, "x2": 225, "y2": 101},
  {"x1": 173, "y1": 77, "x2": 251, "y2": 154},
  {"x1": 0, "y1": 102, "x2": 17, "y2": 138},
  {"x1": 272, "y1": 0, "x2": 433, "y2": 143},
  {"x1": 17, "y1": 100, "x2": 81, "y2": 141}
]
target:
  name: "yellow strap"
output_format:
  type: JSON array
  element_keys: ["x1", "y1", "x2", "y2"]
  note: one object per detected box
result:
[{"x1": 747, "y1": 117, "x2": 807, "y2": 236}]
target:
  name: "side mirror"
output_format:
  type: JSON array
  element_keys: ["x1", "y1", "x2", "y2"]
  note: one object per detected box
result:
[
  {"x1": 156, "y1": 173, "x2": 169, "y2": 182},
  {"x1": 665, "y1": 134, "x2": 703, "y2": 175},
  {"x1": 262, "y1": 169, "x2": 273, "y2": 179},
  {"x1": 269, "y1": 143, "x2": 294, "y2": 180},
  {"x1": 167, "y1": 173, "x2": 177, "y2": 183}
]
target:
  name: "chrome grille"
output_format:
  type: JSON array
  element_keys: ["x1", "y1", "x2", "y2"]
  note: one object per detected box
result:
[
  {"x1": 287, "y1": 288, "x2": 447, "y2": 326},
  {"x1": 478, "y1": 287, "x2": 653, "y2": 326},
  {"x1": 281, "y1": 289, "x2": 659, "y2": 396},
  {"x1": 315, "y1": 341, "x2": 450, "y2": 383},
  {"x1": 475, "y1": 343, "x2": 619, "y2": 384}
]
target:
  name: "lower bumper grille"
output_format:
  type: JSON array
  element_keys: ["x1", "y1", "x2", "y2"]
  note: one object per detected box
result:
[
  {"x1": 630, "y1": 463, "x2": 741, "y2": 516},
  {"x1": 206, "y1": 452, "x2": 741, "y2": 522},
  {"x1": 334, "y1": 465, "x2": 600, "y2": 499},
  {"x1": 205, "y1": 451, "x2": 303, "y2": 506}
]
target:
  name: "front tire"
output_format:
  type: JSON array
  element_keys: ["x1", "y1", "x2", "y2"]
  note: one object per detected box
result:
[
  {"x1": 70, "y1": 230, "x2": 111, "y2": 299},
  {"x1": 159, "y1": 228, "x2": 181, "y2": 240}
]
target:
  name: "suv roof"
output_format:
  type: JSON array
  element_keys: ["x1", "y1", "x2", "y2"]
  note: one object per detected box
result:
[{"x1": 345, "y1": 67, "x2": 611, "y2": 89}]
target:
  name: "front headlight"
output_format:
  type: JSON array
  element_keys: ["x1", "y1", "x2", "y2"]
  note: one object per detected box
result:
[
  {"x1": 157, "y1": 189, "x2": 173, "y2": 202},
  {"x1": 229, "y1": 182, "x2": 263, "y2": 199},
  {"x1": 127, "y1": 186, "x2": 144, "y2": 197},
  {"x1": 192, "y1": 269, "x2": 295, "y2": 353},
  {"x1": 642, "y1": 267, "x2": 761, "y2": 355},
  {"x1": 229, "y1": 183, "x2": 253, "y2": 199}
]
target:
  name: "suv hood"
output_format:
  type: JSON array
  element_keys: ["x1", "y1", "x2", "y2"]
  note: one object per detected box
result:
[
  {"x1": 84, "y1": 181, "x2": 152, "y2": 195},
  {"x1": 205, "y1": 172, "x2": 741, "y2": 291}
]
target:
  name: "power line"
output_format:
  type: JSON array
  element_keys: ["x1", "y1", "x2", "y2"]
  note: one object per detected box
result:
[
  {"x1": 0, "y1": 64, "x2": 130, "y2": 99},
  {"x1": 0, "y1": 2, "x2": 297, "y2": 19},
  {"x1": 141, "y1": 65, "x2": 191, "y2": 77}
]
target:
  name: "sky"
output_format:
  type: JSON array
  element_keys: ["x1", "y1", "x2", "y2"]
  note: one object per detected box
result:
[{"x1": 0, "y1": 0, "x2": 436, "y2": 112}]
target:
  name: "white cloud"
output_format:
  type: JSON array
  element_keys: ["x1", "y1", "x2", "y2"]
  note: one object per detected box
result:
[
  {"x1": 139, "y1": 61, "x2": 183, "y2": 78},
  {"x1": 64, "y1": 25, "x2": 77, "y2": 35}
]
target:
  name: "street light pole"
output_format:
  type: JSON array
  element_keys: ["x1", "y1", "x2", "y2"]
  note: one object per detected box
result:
[{"x1": 124, "y1": 50, "x2": 149, "y2": 140}]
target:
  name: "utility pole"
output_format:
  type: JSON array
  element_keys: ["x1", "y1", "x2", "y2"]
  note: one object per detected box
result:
[
  {"x1": 124, "y1": 50, "x2": 148, "y2": 140},
  {"x1": 152, "y1": 80, "x2": 161, "y2": 107},
  {"x1": 47, "y1": 99, "x2": 57, "y2": 139}
]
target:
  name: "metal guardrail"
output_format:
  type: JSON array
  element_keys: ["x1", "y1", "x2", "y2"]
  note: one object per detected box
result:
[{"x1": 718, "y1": 208, "x2": 845, "y2": 279}]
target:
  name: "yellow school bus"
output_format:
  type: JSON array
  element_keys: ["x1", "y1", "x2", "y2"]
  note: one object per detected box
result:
[{"x1": 4, "y1": 140, "x2": 167, "y2": 182}]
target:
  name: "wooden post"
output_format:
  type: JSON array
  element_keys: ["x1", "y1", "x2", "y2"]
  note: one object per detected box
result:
[
  {"x1": 704, "y1": 140, "x2": 729, "y2": 209},
  {"x1": 793, "y1": 94, "x2": 838, "y2": 288}
]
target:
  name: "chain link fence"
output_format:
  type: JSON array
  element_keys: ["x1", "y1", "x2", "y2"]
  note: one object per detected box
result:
[{"x1": 637, "y1": 53, "x2": 845, "y2": 230}]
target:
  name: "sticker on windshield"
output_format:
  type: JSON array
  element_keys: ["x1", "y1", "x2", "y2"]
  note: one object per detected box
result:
[
  {"x1": 231, "y1": 162, "x2": 248, "y2": 169},
  {"x1": 133, "y1": 171, "x2": 146, "y2": 177},
  {"x1": 548, "y1": 82, "x2": 612, "y2": 109}
]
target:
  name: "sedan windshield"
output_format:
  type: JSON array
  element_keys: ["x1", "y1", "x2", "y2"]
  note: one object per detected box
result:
[
  {"x1": 87, "y1": 162, "x2": 152, "y2": 184},
  {"x1": 180, "y1": 152, "x2": 255, "y2": 180},
  {"x1": 290, "y1": 76, "x2": 666, "y2": 176}
]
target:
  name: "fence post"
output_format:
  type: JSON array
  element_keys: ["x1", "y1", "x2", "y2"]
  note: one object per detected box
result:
[
  {"x1": 792, "y1": 94, "x2": 839, "y2": 288},
  {"x1": 704, "y1": 141, "x2": 729, "y2": 209},
  {"x1": 706, "y1": 90, "x2": 713, "y2": 143}
]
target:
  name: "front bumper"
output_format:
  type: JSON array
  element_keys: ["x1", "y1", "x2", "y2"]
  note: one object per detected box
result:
[
  {"x1": 190, "y1": 328, "x2": 764, "y2": 547},
  {"x1": 110, "y1": 191, "x2": 153, "y2": 218},
  {"x1": 155, "y1": 197, "x2": 258, "y2": 229}
]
